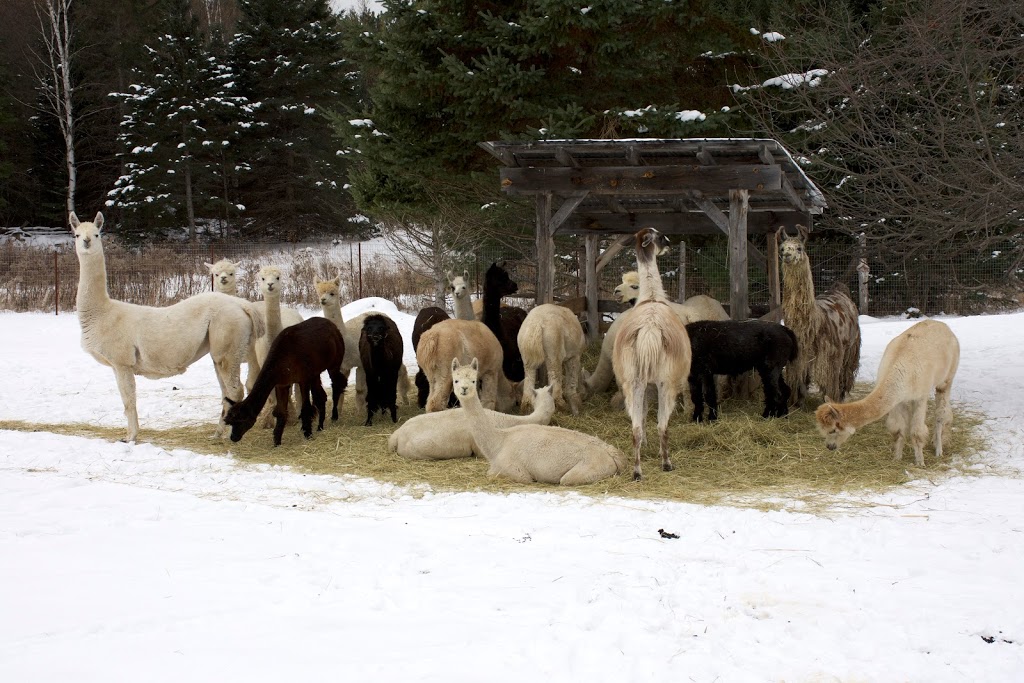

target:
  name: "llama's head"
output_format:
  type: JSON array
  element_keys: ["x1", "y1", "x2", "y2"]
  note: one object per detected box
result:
[
  {"x1": 484, "y1": 262, "x2": 518, "y2": 297},
  {"x1": 451, "y1": 357, "x2": 480, "y2": 401},
  {"x1": 361, "y1": 314, "x2": 391, "y2": 346},
  {"x1": 222, "y1": 397, "x2": 257, "y2": 443},
  {"x1": 777, "y1": 225, "x2": 810, "y2": 266},
  {"x1": 258, "y1": 265, "x2": 284, "y2": 298},
  {"x1": 635, "y1": 228, "x2": 671, "y2": 265},
  {"x1": 529, "y1": 384, "x2": 555, "y2": 416},
  {"x1": 205, "y1": 259, "x2": 239, "y2": 293},
  {"x1": 613, "y1": 271, "x2": 641, "y2": 306},
  {"x1": 69, "y1": 211, "x2": 105, "y2": 256},
  {"x1": 814, "y1": 400, "x2": 856, "y2": 450},
  {"x1": 314, "y1": 276, "x2": 342, "y2": 308},
  {"x1": 446, "y1": 270, "x2": 470, "y2": 300}
]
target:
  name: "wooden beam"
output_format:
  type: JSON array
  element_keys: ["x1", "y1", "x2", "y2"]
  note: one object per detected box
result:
[
  {"x1": 595, "y1": 234, "x2": 633, "y2": 272},
  {"x1": 767, "y1": 230, "x2": 781, "y2": 312},
  {"x1": 585, "y1": 234, "x2": 599, "y2": 343},
  {"x1": 687, "y1": 190, "x2": 767, "y2": 268},
  {"x1": 626, "y1": 145, "x2": 642, "y2": 165},
  {"x1": 759, "y1": 144, "x2": 809, "y2": 213},
  {"x1": 499, "y1": 164, "x2": 782, "y2": 195},
  {"x1": 728, "y1": 189, "x2": 750, "y2": 320},
  {"x1": 555, "y1": 148, "x2": 580, "y2": 168},
  {"x1": 549, "y1": 192, "x2": 589, "y2": 233},
  {"x1": 535, "y1": 193, "x2": 554, "y2": 304},
  {"x1": 564, "y1": 211, "x2": 806, "y2": 236},
  {"x1": 696, "y1": 147, "x2": 716, "y2": 165}
]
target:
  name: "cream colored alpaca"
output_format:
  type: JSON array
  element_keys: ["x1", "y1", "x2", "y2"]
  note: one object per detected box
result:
[
  {"x1": 815, "y1": 319, "x2": 960, "y2": 466},
  {"x1": 517, "y1": 304, "x2": 585, "y2": 415},
  {"x1": 388, "y1": 385, "x2": 555, "y2": 460},
  {"x1": 416, "y1": 318, "x2": 504, "y2": 412},
  {"x1": 612, "y1": 229, "x2": 692, "y2": 480},
  {"x1": 452, "y1": 358, "x2": 626, "y2": 485},
  {"x1": 314, "y1": 276, "x2": 411, "y2": 414},
  {"x1": 205, "y1": 258, "x2": 264, "y2": 392},
  {"x1": 70, "y1": 212, "x2": 265, "y2": 442},
  {"x1": 446, "y1": 270, "x2": 475, "y2": 321},
  {"x1": 254, "y1": 266, "x2": 305, "y2": 425}
]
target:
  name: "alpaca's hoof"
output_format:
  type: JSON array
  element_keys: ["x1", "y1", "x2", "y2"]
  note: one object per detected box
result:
[
  {"x1": 633, "y1": 472, "x2": 642, "y2": 482},
  {"x1": 663, "y1": 463, "x2": 674, "y2": 472},
  {"x1": 303, "y1": 432, "x2": 313, "y2": 440}
]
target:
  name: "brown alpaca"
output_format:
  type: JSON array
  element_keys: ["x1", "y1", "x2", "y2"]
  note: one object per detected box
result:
[
  {"x1": 612, "y1": 228, "x2": 692, "y2": 480},
  {"x1": 815, "y1": 319, "x2": 959, "y2": 466},
  {"x1": 778, "y1": 225, "x2": 861, "y2": 406},
  {"x1": 416, "y1": 319, "x2": 504, "y2": 412}
]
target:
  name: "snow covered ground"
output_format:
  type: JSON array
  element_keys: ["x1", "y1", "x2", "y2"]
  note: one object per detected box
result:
[{"x1": 2, "y1": 308, "x2": 1023, "y2": 682}]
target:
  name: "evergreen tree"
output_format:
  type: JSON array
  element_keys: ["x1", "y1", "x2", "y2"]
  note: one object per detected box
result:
[{"x1": 229, "y1": 0, "x2": 358, "y2": 239}]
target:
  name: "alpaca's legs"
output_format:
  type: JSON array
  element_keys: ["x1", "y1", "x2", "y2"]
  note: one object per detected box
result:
[
  {"x1": 480, "y1": 370, "x2": 498, "y2": 410},
  {"x1": 560, "y1": 457, "x2": 616, "y2": 486},
  {"x1": 758, "y1": 366, "x2": 785, "y2": 419},
  {"x1": 211, "y1": 353, "x2": 245, "y2": 439},
  {"x1": 488, "y1": 459, "x2": 534, "y2": 484},
  {"x1": 310, "y1": 381, "x2": 328, "y2": 432},
  {"x1": 415, "y1": 370, "x2": 430, "y2": 410},
  {"x1": 520, "y1": 361, "x2": 538, "y2": 413},
  {"x1": 244, "y1": 347, "x2": 260, "y2": 395},
  {"x1": 425, "y1": 371, "x2": 453, "y2": 412},
  {"x1": 689, "y1": 375, "x2": 705, "y2": 422},
  {"x1": 328, "y1": 368, "x2": 347, "y2": 421},
  {"x1": 549, "y1": 355, "x2": 568, "y2": 414},
  {"x1": 272, "y1": 386, "x2": 290, "y2": 446},
  {"x1": 887, "y1": 403, "x2": 909, "y2": 462},
  {"x1": 564, "y1": 355, "x2": 582, "y2": 417},
  {"x1": 297, "y1": 384, "x2": 317, "y2": 440},
  {"x1": 397, "y1": 370, "x2": 411, "y2": 406},
  {"x1": 702, "y1": 371, "x2": 720, "y2": 422},
  {"x1": 625, "y1": 380, "x2": 648, "y2": 481},
  {"x1": 656, "y1": 381, "x2": 677, "y2": 472},
  {"x1": 354, "y1": 367, "x2": 368, "y2": 413},
  {"x1": 113, "y1": 367, "x2": 140, "y2": 443},
  {"x1": 933, "y1": 384, "x2": 953, "y2": 459},
  {"x1": 908, "y1": 398, "x2": 929, "y2": 466}
]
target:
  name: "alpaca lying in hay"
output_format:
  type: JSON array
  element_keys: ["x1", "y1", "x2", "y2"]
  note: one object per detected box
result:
[
  {"x1": 415, "y1": 318, "x2": 504, "y2": 412},
  {"x1": 223, "y1": 317, "x2": 347, "y2": 446},
  {"x1": 612, "y1": 229, "x2": 692, "y2": 480},
  {"x1": 70, "y1": 212, "x2": 265, "y2": 443},
  {"x1": 388, "y1": 385, "x2": 555, "y2": 460},
  {"x1": 517, "y1": 303, "x2": 586, "y2": 415},
  {"x1": 452, "y1": 358, "x2": 626, "y2": 485},
  {"x1": 686, "y1": 320, "x2": 798, "y2": 422},
  {"x1": 778, "y1": 225, "x2": 861, "y2": 406},
  {"x1": 359, "y1": 313, "x2": 404, "y2": 426},
  {"x1": 815, "y1": 319, "x2": 960, "y2": 466}
]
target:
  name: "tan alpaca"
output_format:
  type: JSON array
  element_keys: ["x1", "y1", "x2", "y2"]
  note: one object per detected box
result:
[
  {"x1": 205, "y1": 258, "x2": 264, "y2": 392},
  {"x1": 778, "y1": 225, "x2": 862, "y2": 405},
  {"x1": 314, "y1": 276, "x2": 411, "y2": 414},
  {"x1": 517, "y1": 304, "x2": 585, "y2": 415},
  {"x1": 452, "y1": 358, "x2": 626, "y2": 485},
  {"x1": 388, "y1": 385, "x2": 555, "y2": 460},
  {"x1": 815, "y1": 319, "x2": 960, "y2": 466},
  {"x1": 415, "y1": 318, "x2": 504, "y2": 412},
  {"x1": 70, "y1": 212, "x2": 265, "y2": 442},
  {"x1": 446, "y1": 270, "x2": 475, "y2": 321},
  {"x1": 612, "y1": 229, "x2": 692, "y2": 480}
]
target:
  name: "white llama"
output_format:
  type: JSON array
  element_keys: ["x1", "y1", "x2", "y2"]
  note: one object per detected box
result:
[
  {"x1": 612, "y1": 228, "x2": 692, "y2": 480},
  {"x1": 205, "y1": 258, "x2": 264, "y2": 392},
  {"x1": 254, "y1": 265, "x2": 304, "y2": 425},
  {"x1": 517, "y1": 303, "x2": 586, "y2": 415},
  {"x1": 388, "y1": 385, "x2": 555, "y2": 460},
  {"x1": 815, "y1": 319, "x2": 960, "y2": 466},
  {"x1": 70, "y1": 212, "x2": 265, "y2": 442},
  {"x1": 452, "y1": 358, "x2": 626, "y2": 485},
  {"x1": 446, "y1": 270, "x2": 475, "y2": 321}
]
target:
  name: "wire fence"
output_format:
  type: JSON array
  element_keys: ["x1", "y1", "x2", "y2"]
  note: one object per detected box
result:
[{"x1": 1, "y1": 232, "x2": 1020, "y2": 316}]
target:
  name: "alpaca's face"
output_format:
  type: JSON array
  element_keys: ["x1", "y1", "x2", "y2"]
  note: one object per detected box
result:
[
  {"x1": 531, "y1": 385, "x2": 555, "y2": 413},
  {"x1": 447, "y1": 275, "x2": 469, "y2": 300},
  {"x1": 315, "y1": 280, "x2": 340, "y2": 308},
  {"x1": 70, "y1": 213, "x2": 104, "y2": 256},
  {"x1": 451, "y1": 359, "x2": 480, "y2": 401},
  {"x1": 362, "y1": 317, "x2": 390, "y2": 345},
  {"x1": 259, "y1": 268, "x2": 283, "y2": 297},
  {"x1": 815, "y1": 403, "x2": 855, "y2": 450},
  {"x1": 223, "y1": 403, "x2": 257, "y2": 442},
  {"x1": 779, "y1": 237, "x2": 807, "y2": 266},
  {"x1": 613, "y1": 273, "x2": 640, "y2": 305},
  {"x1": 486, "y1": 264, "x2": 518, "y2": 297},
  {"x1": 208, "y1": 261, "x2": 238, "y2": 292}
]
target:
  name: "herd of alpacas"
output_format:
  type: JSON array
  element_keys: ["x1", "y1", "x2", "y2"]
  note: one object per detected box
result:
[{"x1": 69, "y1": 211, "x2": 962, "y2": 484}]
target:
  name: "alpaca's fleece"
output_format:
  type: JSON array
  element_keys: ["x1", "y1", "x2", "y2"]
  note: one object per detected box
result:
[
  {"x1": 778, "y1": 226, "x2": 862, "y2": 406},
  {"x1": 388, "y1": 385, "x2": 555, "y2": 460},
  {"x1": 815, "y1": 319, "x2": 959, "y2": 466},
  {"x1": 71, "y1": 211, "x2": 265, "y2": 443},
  {"x1": 416, "y1": 319, "x2": 503, "y2": 412},
  {"x1": 205, "y1": 259, "x2": 241, "y2": 294},
  {"x1": 358, "y1": 313, "x2": 404, "y2": 426},
  {"x1": 517, "y1": 304, "x2": 586, "y2": 415},
  {"x1": 452, "y1": 359, "x2": 626, "y2": 485},
  {"x1": 446, "y1": 270, "x2": 475, "y2": 321}
]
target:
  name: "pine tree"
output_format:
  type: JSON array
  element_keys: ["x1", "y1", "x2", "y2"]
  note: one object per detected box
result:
[{"x1": 229, "y1": 0, "x2": 357, "y2": 239}]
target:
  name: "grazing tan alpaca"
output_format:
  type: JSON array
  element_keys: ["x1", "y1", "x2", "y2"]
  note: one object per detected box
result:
[
  {"x1": 815, "y1": 319, "x2": 960, "y2": 466},
  {"x1": 70, "y1": 212, "x2": 265, "y2": 442},
  {"x1": 517, "y1": 303, "x2": 586, "y2": 415},
  {"x1": 612, "y1": 228, "x2": 692, "y2": 480},
  {"x1": 452, "y1": 358, "x2": 626, "y2": 485},
  {"x1": 446, "y1": 270, "x2": 475, "y2": 321},
  {"x1": 415, "y1": 318, "x2": 504, "y2": 412}
]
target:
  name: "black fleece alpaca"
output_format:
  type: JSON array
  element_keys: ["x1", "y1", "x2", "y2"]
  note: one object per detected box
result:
[
  {"x1": 686, "y1": 320, "x2": 799, "y2": 422},
  {"x1": 359, "y1": 313, "x2": 404, "y2": 426},
  {"x1": 482, "y1": 262, "x2": 527, "y2": 383},
  {"x1": 411, "y1": 306, "x2": 450, "y2": 409},
  {"x1": 223, "y1": 317, "x2": 347, "y2": 446}
]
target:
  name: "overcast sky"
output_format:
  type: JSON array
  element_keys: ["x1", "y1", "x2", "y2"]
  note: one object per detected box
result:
[{"x1": 330, "y1": 0, "x2": 383, "y2": 14}]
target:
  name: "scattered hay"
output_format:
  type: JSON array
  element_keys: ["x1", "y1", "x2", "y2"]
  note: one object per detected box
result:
[{"x1": 0, "y1": 380, "x2": 991, "y2": 513}]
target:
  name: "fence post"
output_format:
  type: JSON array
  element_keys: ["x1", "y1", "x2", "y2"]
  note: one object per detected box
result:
[
  {"x1": 54, "y1": 249, "x2": 59, "y2": 316},
  {"x1": 358, "y1": 241, "x2": 363, "y2": 299},
  {"x1": 677, "y1": 241, "x2": 686, "y2": 303},
  {"x1": 857, "y1": 232, "x2": 870, "y2": 314}
]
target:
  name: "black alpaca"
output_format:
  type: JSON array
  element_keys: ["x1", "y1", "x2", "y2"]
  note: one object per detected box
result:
[
  {"x1": 359, "y1": 313, "x2": 404, "y2": 426},
  {"x1": 686, "y1": 320, "x2": 799, "y2": 422},
  {"x1": 411, "y1": 306, "x2": 450, "y2": 409},
  {"x1": 223, "y1": 317, "x2": 347, "y2": 446},
  {"x1": 482, "y1": 261, "x2": 527, "y2": 383}
]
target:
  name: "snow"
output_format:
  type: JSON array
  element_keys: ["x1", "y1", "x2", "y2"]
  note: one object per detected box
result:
[{"x1": 2, "y1": 309, "x2": 1024, "y2": 681}]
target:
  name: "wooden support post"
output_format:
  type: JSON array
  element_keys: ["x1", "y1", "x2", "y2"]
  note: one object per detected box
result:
[
  {"x1": 857, "y1": 232, "x2": 870, "y2": 314},
  {"x1": 535, "y1": 192, "x2": 554, "y2": 304},
  {"x1": 677, "y1": 241, "x2": 686, "y2": 303},
  {"x1": 728, "y1": 189, "x2": 750, "y2": 320},
  {"x1": 54, "y1": 249, "x2": 59, "y2": 315},
  {"x1": 767, "y1": 230, "x2": 781, "y2": 313},
  {"x1": 585, "y1": 234, "x2": 599, "y2": 343}
]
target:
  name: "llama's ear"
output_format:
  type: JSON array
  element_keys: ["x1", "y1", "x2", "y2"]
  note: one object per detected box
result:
[
  {"x1": 470, "y1": 357, "x2": 479, "y2": 372},
  {"x1": 463, "y1": 269, "x2": 468, "y2": 281},
  {"x1": 333, "y1": 274, "x2": 341, "y2": 287},
  {"x1": 451, "y1": 357, "x2": 461, "y2": 373},
  {"x1": 796, "y1": 224, "x2": 809, "y2": 241},
  {"x1": 94, "y1": 212, "x2": 104, "y2": 231},
  {"x1": 204, "y1": 262, "x2": 215, "y2": 271},
  {"x1": 641, "y1": 230, "x2": 657, "y2": 249},
  {"x1": 68, "y1": 212, "x2": 80, "y2": 231},
  {"x1": 446, "y1": 270, "x2": 454, "y2": 281},
  {"x1": 775, "y1": 226, "x2": 787, "y2": 241}
]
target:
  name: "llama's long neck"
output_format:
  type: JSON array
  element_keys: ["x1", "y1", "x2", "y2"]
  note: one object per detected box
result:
[
  {"x1": 781, "y1": 258, "x2": 817, "y2": 318},
  {"x1": 239, "y1": 363, "x2": 279, "y2": 416},
  {"x1": 453, "y1": 293, "x2": 475, "y2": 321},
  {"x1": 214, "y1": 281, "x2": 236, "y2": 296},
  {"x1": 321, "y1": 300, "x2": 346, "y2": 334},
  {"x1": 833, "y1": 386, "x2": 901, "y2": 430},
  {"x1": 75, "y1": 249, "x2": 111, "y2": 317},
  {"x1": 264, "y1": 291, "x2": 284, "y2": 340},
  {"x1": 635, "y1": 253, "x2": 668, "y2": 304},
  {"x1": 460, "y1": 384, "x2": 503, "y2": 462},
  {"x1": 482, "y1": 283, "x2": 503, "y2": 338}
]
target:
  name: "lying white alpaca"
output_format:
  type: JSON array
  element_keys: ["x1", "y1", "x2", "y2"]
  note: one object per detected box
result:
[
  {"x1": 70, "y1": 212, "x2": 265, "y2": 442},
  {"x1": 452, "y1": 358, "x2": 627, "y2": 485},
  {"x1": 388, "y1": 385, "x2": 555, "y2": 460},
  {"x1": 815, "y1": 319, "x2": 960, "y2": 466},
  {"x1": 517, "y1": 303, "x2": 586, "y2": 415},
  {"x1": 446, "y1": 270, "x2": 475, "y2": 321},
  {"x1": 205, "y1": 258, "x2": 264, "y2": 392}
]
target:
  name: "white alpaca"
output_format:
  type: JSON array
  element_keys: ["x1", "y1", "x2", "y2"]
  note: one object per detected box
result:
[
  {"x1": 314, "y1": 275, "x2": 411, "y2": 413},
  {"x1": 815, "y1": 319, "x2": 960, "y2": 466},
  {"x1": 446, "y1": 270, "x2": 475, "y2": 321},
  {"x1": 612, "y1": 229, "x2": 692, "y2": 480},
  {"x1": 388, "y1": 385, "x2": 555, "y2": 460},
  {"x1": 452, "y1": 358, "x2": 626, "y2": 485},
  {"x1": 517, "y1": 303, "x2": 585, "y2": 415},
  {"x1": 205, "y1": 258, "x2": 264, "y2": 392},
  {"x1": 254, "y1": 265, "x2": 304, "y2": 425},
  {"x1": 69, "y1": 212, "x2": 265, "y2": 442}
]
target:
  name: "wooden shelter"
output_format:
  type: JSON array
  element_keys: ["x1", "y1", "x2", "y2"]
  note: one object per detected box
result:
[{"x1": 478, "y1": 138, "x2": 828, "y2": 339}]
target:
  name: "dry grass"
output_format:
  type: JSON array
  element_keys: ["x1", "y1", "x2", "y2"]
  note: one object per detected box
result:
[{"x1": 0, "y1": 377, "x2": 991, "y2": 513}]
